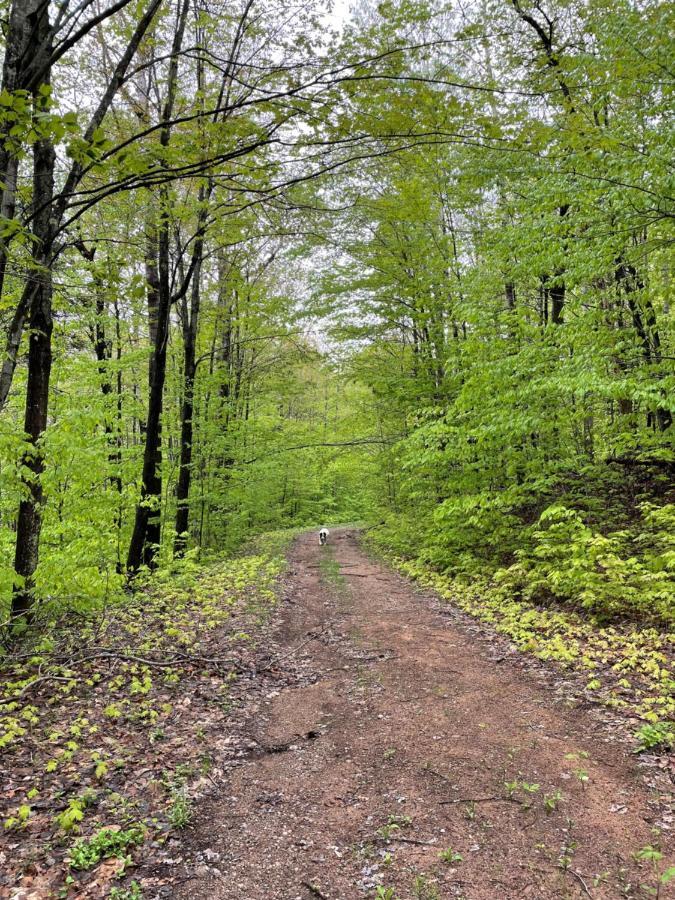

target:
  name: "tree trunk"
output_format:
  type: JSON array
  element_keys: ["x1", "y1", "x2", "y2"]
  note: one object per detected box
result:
[
  {"x1": 127, "y1": 195, "x2": 172, "y2": 571},
  {"x1": 615, "y1": 259, "x2": 671, "y2": 432},
  {"x1": 11, "y1": 1, "x2": 54, "y2": 620},
  {"x1": 174, "y1": 245, "x2": 203, "y2": 555},
  {"x1": 126, "y1": 0, "x2": 190, "y2": 573}
]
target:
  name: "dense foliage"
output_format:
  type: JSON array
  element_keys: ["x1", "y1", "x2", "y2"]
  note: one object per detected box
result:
[
  {"x1": 0, "y1": 0, "x2": 671, "y2": 684},
  {"x1": 0, "y1": 0, "x2": 672, "y2": 891},
  {"x1": 309, "y1": 0, "x2": 675, "y2": 631}
]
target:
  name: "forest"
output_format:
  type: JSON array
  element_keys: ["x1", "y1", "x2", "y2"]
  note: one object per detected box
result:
[{"x1": 0, "y1": 0, "x2": 673, "y2": 896}]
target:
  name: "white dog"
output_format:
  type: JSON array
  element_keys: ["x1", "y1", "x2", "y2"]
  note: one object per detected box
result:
[{"x1": 319, "y1": 527, "x2": 329, "y2": 546}]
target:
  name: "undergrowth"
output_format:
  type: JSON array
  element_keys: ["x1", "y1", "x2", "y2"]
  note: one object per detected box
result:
[{"x1": 0, "y1": 544, "x2": 286, "y2": 896}]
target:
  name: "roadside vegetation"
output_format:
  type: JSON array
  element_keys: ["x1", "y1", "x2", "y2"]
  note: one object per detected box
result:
[{"x1": 0, "y1": 0, "x2": 672, "y2": 893}]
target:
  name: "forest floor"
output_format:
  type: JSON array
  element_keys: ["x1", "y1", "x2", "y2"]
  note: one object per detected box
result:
[{"x1": 163, "y1": 529, "x2": 672, "y2": 900}]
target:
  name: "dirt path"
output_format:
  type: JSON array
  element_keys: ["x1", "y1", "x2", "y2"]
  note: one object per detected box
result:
[{"x1": 176, "y1": 530, "x2": 672, "y2": 900}]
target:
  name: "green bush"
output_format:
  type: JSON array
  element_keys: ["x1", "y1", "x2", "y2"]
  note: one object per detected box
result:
[{"x1": 500, "y1": 504, "x2": 674, "y2": 625}]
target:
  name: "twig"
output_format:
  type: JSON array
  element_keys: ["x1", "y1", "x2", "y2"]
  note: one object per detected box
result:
[
  {"x1": 422, "y1": 766, "x2": 453, "y2": 783},
  {"x1": 391, "y1": 836, "x2": 436, "y2": 846},
  {"x1": 258, "y1": 625, "x2": 330, "y2": 671},
  {"x1": 0, "y1": 674, "x2": 72, "y2": 706},
  {"x1": 302, "y1": 880, "x2": 330, "y2": 899},
  {"x1": 439, "y1": 796, "x2": 521, "y2": 805},
  {"x1": 569, "y1": 868, "x2": 593, "y2": 899},
  {"x1": 0, "y1": 649, "x2": 244, "y2": 706}
]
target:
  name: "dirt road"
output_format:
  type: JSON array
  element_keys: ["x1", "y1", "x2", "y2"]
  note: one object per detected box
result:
[{"x1": 177, "y1": 530, "x2": 671, "y2": 899}]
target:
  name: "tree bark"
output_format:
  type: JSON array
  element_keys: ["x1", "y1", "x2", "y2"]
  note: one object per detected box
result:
[
  {"x1": 127, "y1": 0, "x2": 190, "y2": 573},
  {"x1": 11, "y1": 0, "x2": 55, "y2": 620},
  {"x1": 615, "y1": 259, "x2": 672, "y2": 431},
  {"x1": 174, "y1": 245, "x2": 203, "y2": 555}
]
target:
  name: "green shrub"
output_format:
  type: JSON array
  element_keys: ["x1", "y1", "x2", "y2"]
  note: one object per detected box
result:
[{"x1": 69, "y1": 825, "x2": 144, "y2": 870}]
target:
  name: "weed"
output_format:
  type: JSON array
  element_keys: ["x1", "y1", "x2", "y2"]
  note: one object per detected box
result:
[
  {"x1": 374, "y1": 888, "x2": 398, "y2": 900},
  {"x1": 573, "y1": 768, "x2": 589, "y2": 790},
  {"x1": 412, "y1": 875, "x2": 440, "y2": 900},
  {"x1": 377, "y1": 822, "x2": 400, "y2": 841},
  {"x1": 521, "y1": 781, "x2": 540, "y2": 794},
  {"x1": 4, "y1": 804, "x2": 31, "y2": 830},
  {"x1": 558, "y1": 821, "x2": 578, "y2": 873},
  {"x1": 504, "y1": 779, "x2": 519, "y2": 798},
  {"x1": 168, "y1": 786, "x2": 192, "y2": 828},
  {"x1": 634, "y1": 722, "x2": 674, "y2": 753},
  {"x1": 635, "y1": 845, "x2": 662, "y2": 865},
  {"x1": 438, "y1": 847, "x2": 463, "y2": 865},
  {"x1": 69, "y1": 826, "x2": 144, "y2": 871},
  {"x1": 109, "y1": 883, "x2": 142, "y2": 900},
  {"x1": 505, "y1": 778, "x2": 539, "y2": 802},
  {"x1": 377, "y1": 815, "x2": 411, "y2": 841},
  {"x1": 54, "y1": 798, "x2": 85, "y2": 834},
  {"x1": 543, "y1": 790, "x2": 563, "y2": 814}
]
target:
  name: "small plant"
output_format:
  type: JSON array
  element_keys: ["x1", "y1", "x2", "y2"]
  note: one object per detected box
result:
[
  {"x1": 377, "y1": 814, "x2": 411, "y2": 841},
  {"x1": 69, "y1": 826, "x2": 144, "y2": 871},
  {"x1": 374, "y1": 887, "x2": 397, "y2": 900},
  {"x1": 168, "y1": 786, "x2": 192, "y2": 828},
  {"x1": 634, "y1": 844, "x2": 675, "y2": 895},
  {"x1": 4, "y1": 804, "x2": 31, "y2": 830},
  {"x1": 635, "y1": 845, "x2": 662, "y2": 865},
  {"x1": 544, "y1": 790, "x2": 563, "y2": 814},
  {"x1": 504, "y1": 779, "x2": 519, "y2": 798},
  {"x1": 573, "y1": 768, "x2": 589, "y2": 790},
  {"x1": 412, "y1": 875, "x2": 440, "y2": 900},
  {"x1": 109, "y1": 882, "x2": 142, "y2": 900},
  {"x1": 558, "y1": 822, "x2": 578, "y2": 873},
  {"x1": 463, "y1": 802, "x2": 476, "y2": 821},
  {"x1": 634, "y1": 722, "x2": 674, "y2": 754},
  {"x1": 521, "y1": 781, "x2": 540, "y2": 794},
  {"x1": 505, "y1": 778, "x2": 539, "y2": 802},
  {"x1": 383, "y1": 748, "x2": 396, "y2": 760},
  {"x1": 438, "y1": 847, "x2": 463, "y2": 865},
  {"x1": 377, "y1": 822, "x2": 400, "y2": 841},
  {"x1": 54, "y1": 798, "x2": 85, "y2": 834},
  {"x1": 149, "y1": 728, "x2": 165, "y2": 744}
]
